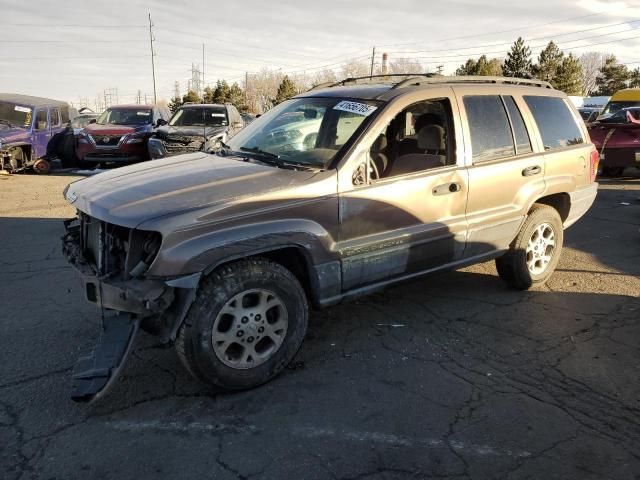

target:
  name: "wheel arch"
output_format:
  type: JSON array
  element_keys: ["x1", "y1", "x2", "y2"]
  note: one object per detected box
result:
[{"x1": 532, "y1": 192, "x2": 571, "y2": 223}]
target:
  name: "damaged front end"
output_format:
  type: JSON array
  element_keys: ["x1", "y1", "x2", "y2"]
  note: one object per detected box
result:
[
  {"x1": 62, "y1": 213, "x2": 197, "y2": 402},
  {"x1": 149, "y1": 133, "x2": 221, "y2": 159}
]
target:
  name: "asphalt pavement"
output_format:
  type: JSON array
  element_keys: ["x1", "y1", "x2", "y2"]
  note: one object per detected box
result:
[{"x1": 1, "y1": 172, "x2": 639, "y2": 480}]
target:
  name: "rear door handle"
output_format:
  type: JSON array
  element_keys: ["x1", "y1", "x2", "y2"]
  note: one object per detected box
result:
[
  {"x1": 522, "y1": 165, "x2": 541, "y2": 177},
  {"x1": 432, "y1": 182, "x2": 462, "y2": 196}
]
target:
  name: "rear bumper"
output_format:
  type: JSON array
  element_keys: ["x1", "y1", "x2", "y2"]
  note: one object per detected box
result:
[
  {"x1": 600, "y1": 147, "x2": 640, "y2": 168},
  {"x1": 565, "y1": 183, "x2": 598, "y2": 229}
]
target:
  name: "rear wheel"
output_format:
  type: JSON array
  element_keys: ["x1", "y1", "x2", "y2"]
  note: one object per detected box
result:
[
  {"x1": 496, "y1": 204, "x2": 564, "y2": 290},
  {"x1": 176, "y1": 259, "x2": 308, "y2": 390}
]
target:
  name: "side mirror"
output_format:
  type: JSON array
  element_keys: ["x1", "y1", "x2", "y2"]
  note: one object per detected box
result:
[
  {"x1": 156, "y1": 119, "x2": 167, "y2": 127},
  {"x1": 89, "y1": 118, "x2": 97, "y2": 124}
]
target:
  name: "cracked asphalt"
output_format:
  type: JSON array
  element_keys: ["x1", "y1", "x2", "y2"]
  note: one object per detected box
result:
[{"x1": 1, "y1": 172, "x2": 639, "y2": 480}]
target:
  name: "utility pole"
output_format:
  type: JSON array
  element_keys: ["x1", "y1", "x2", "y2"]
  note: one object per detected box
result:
[
  {"x1": 202, "y1": 43, "x2": 205, "y2": 103},
  {"x1": 370, "y1": 46, "x2": 376, "y2": 78},
  {"x1": 136, "y1": 90, "x2": 142, "y2": 104},
  {"x1": 148, "y1": 13, "x2": 157, "y2": 105},
  {"x1": 436, "y1": 64, "x2": 444, "y2": 75},
  {"x1": 245, "y1": 71, "x2": 248, "y2": 107},
  {"x1": 173, "y1": 81, "x2": 180, "y2": 100}
]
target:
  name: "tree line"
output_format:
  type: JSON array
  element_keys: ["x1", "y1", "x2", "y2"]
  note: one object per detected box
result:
[
  {"x1": 459, "y1": 37, "x2": 639, "y2": 96},
  {"x1": 170, "y1": 38, "x2": 639, "y2": 114}
]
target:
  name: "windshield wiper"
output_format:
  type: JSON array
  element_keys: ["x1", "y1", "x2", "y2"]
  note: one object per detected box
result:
[{"x1": 238, "y1": 146, "x2": 321, "y2": 171}]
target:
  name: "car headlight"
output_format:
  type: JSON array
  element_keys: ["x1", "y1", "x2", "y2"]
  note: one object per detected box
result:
[{"x1": 125, "y1": 133, "x2": 146, "y2": 144}]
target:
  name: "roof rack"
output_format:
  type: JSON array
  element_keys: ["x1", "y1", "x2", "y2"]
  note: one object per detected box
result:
[
  {"x1": 391, "y1": 75, "x2": 553, "y2": 89},
  {"x1": 307, "y1": 74, "x2": 552, "y2": 92},
  {"x1": 307, "y1": 73, "x2": 441, "y2": 91}
]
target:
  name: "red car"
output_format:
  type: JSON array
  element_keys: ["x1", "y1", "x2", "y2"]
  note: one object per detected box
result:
[
  {"x1": 76, "y1": 104, "x2": 170, "y2": 166},
  {"x1": 588, "y1": 107, "x2": 640, "y2": 177}
]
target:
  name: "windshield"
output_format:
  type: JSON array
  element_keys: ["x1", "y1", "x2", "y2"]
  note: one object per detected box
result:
[
  {"x1": 599, "y1": 108, "x2": 640, "y2": 124},
  {"x1": 0, "y1": 101, "x2": 33, "y2": 127},
  {"x1": 225, "y1": 97, "x2": 380, "y2": 168},
  {"x1": 97, "y1": 108, "x2": 152, "y2": 126},
  {"x1": 602, "y1": 101, "x2": 640, "y2": 116},
  {"x1": 169, "y1": 107, "x2": 228, "y2": 127}
]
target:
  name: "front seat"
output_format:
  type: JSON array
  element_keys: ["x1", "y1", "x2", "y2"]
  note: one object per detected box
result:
[{"x1": 388, "y1": 125, "x2": 447, "y2": 177}]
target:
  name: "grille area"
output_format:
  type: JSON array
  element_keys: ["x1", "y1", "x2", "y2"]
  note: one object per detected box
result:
[{"x1": 90, "y1": 134, "x2": 122, "y2": 147}]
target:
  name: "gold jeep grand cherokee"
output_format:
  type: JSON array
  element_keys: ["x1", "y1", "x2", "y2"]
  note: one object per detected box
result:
[{"x1": 62, "y1": 75, "x2": 599, "y2": 401}]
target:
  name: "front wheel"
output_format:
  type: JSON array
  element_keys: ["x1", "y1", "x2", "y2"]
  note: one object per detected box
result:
[
  {"x1": 176, "y1": 259, "x2": 308, "y2": 390},
  {"x1": 495, "y1": 204, "x2": 564, "y2": 290}
]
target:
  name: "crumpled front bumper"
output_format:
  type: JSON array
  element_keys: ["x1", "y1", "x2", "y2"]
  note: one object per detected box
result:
[{"x1": 61, "y1": 220, "x2": 174, "y2": 316}]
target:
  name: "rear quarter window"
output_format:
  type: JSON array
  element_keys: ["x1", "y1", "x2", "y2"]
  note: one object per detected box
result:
[{"x1": 524, "y1": 96, "x2": 584, "y2": 150}]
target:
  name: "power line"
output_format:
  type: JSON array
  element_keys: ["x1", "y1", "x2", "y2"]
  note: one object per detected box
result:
[
  {"x1": 7, "y1": 23, "x2": 146, "y2": 28},
  {"x1": 377, "y1": 6, "x2": 634, "y2": 48}
]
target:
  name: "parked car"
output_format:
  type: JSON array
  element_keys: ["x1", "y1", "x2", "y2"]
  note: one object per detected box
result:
[
  {"x1": 71, "y1": 113, "x2": 100, "y2": 133},
  {"x1": 0, "y1": 93, "x2": 76, "y2": 173},
  {"x1": 589, "y1": 106, "x2": 640, "y2": 176},
  {"x1": 75, "y1": 104, "x2": 171, "y2": 167},
  {"x1": 597, "y1": 88, "x2": 640, "y2": 121},
  {"x1": 62, "y1": 75, "x2": 598, "y2": 401},
  {"x1": 578, "y1": 107, "x2": 602, "y2": 126},
  {"x1": 148, "y1": 103, "x2": 244, "y2": 159}
]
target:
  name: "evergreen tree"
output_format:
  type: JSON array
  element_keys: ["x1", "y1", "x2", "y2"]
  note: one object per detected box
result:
[
  {"x1": 533, "y1": 41, "x2": 563, "y2": 83},
  {"x1": 275, "y1": 76, "x2": 297, "y2": 104},
  {"x1": 168, "y1": 96, "x2": 182, "y2": 114},
  {"x1": 182, "y1": 90, "x2": 201, "y2": 104},
  {"x1": 212, "y1": 80, "x2": 231, "y2": 104},
  {"x1": 456, "y1": 56, "x2": 502, "y2": 76},
  {"x1": 554, "y1": 54, "x2": 584, "y2": 95},
  {"x1": 628, "y1": 68, "x2": 640, "y2": 88},
  {"x1": 228, "y1": 82, "x2": 246, "y2": 110},
  {"x1": 203, "y1": 86, "x2": 214, "y2": 103},
  {"x1": 503, "y1": 37, "x2": 533, "y2": 78},
  {"x1": 595, "y1": 56, "x2": 630, "y2": 95}
]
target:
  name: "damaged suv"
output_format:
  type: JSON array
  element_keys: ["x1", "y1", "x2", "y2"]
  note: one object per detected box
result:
[
  {"x1": 62, "y1": 75, "x2": 598, "y2": 402},
  {"x1": 148, "y1": 103, "x2": 244, "y2": 159}
]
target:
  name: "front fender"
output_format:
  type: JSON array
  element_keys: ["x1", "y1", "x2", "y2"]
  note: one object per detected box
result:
[{"x1": 147, "y1": 218, "x2": 339, "y2": 278}]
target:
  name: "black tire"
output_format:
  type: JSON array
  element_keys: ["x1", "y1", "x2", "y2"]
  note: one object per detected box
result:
[
  {"x1": 495, "y1": 204, "x2": 564, "y2": 290},
  {"x1": 60, "y1": 133, "x2": 78, "y2": 169},
  {"x1": 176, "y1": 258, "x2": 308, "y2": 390}
]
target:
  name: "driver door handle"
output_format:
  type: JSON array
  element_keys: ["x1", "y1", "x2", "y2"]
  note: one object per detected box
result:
[
  {"x1": 432, "y1": 182, "x2": 462, "y2": 196},
  {"x1": 522, "y1": 165, "x2": 541, "y2": 177}
]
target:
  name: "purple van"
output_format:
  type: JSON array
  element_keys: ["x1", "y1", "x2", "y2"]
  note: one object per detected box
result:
[{"x1": 0, "y1": 93, "x2": 75, "y2": 173}]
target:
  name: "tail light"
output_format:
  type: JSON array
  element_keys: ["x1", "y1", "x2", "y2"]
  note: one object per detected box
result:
[{"x1": 589, "y1": 149, "x2": 599, "y2": 182}]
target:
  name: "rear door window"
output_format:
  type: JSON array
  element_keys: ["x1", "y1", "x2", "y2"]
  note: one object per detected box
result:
[
  {"x1": 503, "y1": 96, "x2": 532, "y2": 155},
  {"x1": 524, "y1": 96, "x2": 584, "y2": 150},
  {"x1": 464, "y1": 95, "x2": 514, "y2": 163}
]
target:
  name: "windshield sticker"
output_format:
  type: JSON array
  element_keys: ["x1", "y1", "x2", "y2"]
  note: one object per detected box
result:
[
  {"x1": 14, "y1": 106, "x2": 31, "y2": 113},
  {"x1": 333, "y1": 100, "x2": 377, "y2": 117},
  {"x1": 136, "y1": 111, "x2": 150, "y2": 116},
  {"x1": 210, "y1": 113, "x2": 226, "y2": 117}
]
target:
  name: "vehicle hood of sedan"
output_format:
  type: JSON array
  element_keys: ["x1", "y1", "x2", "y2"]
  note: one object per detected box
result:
[
  {"x1": 65, "y1": 153, "x2": 319, "y2": 228},
  {"x1": 155, "y1": 125, "x2": 227, "y2": 141}
]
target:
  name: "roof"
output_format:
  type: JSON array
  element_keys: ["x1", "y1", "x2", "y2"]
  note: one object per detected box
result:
[
  {"x1": 107, "y1": 104, "x2": 154, "y2": 109},
  {"x1": 610, "y1": 89, "x2": 640, "y2": 101},
  {"x1": 179, "y1": 103, "x2": 226, "y2": 109},
  {"x1": 0, "y1": 93, "x2": 69, "y2": 108}
]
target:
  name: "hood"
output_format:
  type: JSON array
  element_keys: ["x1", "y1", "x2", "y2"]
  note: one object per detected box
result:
[
  {"x1": 65, "y1": 153, "x2": 318, "y2": 228},
  {"x1": 155, "y1": 125, "x2": 226, "y2": 140},
  {"x1": 589, "y1": 123, "x2": 640, "y2": 149},
  {"x1": 0, "y1": 125, "x2": 29, "y2": 143},
  {"x1": 83, "y1": 123, "x2": 149, "y2": 136}
]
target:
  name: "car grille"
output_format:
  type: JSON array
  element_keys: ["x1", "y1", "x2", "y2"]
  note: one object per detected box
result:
[
  {"x1": 78, "y1": 213, "x2": 161, "y2": 278},
  {"x1": 91, "y1": 134, "x2": 122, "y2": 147},
  {"x1": 164, "y1": 136, "x2": 205, "y2": 153}
]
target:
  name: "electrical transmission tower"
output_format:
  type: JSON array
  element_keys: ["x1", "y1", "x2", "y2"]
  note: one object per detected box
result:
[
  {"x1": 173, "y1": 81, "x2": 180, "y2": 100},
  {"x1": 191, "y1": 63, "x2": 202, "y2": 98}
]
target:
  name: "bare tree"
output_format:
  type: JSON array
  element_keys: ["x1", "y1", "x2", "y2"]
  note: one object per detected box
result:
[
  {"x1": 388, "y1": 58, "x2": 423, "y2": 74},
  {"x1": 341, "y1": 59, "x2": 370, "y2": 78},
  {"x1": 245, "y1": 68, "x2": 284, "y2": 113},
  {"x1": 580, "y1": 52, "x2": 605, "y2": 96}
]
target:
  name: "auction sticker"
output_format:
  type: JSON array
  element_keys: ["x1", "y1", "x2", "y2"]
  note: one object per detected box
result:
[{"x1": 333, "y1": 100, "x2": 377, "y2": 117}]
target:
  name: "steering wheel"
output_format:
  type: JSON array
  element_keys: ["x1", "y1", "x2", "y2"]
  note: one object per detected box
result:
[{"x1": 368, "y1": 157, "x2": 381, "y2": 180}]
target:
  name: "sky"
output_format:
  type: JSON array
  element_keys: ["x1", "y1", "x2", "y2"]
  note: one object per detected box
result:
[{"x1": 1, "y1": 0, "x2": 640, "y2": 108}]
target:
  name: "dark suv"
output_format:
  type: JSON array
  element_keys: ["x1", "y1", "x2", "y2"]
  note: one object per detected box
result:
[
  {"x1": 75, "y1": 104, "x2": 171, "y2": 166},
  {"x1": 62, "y1": 75, "x2": 598, "y2": 402},
  {"x1": 148, "y1": 103, "x2": 245, "y2": 159}
]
